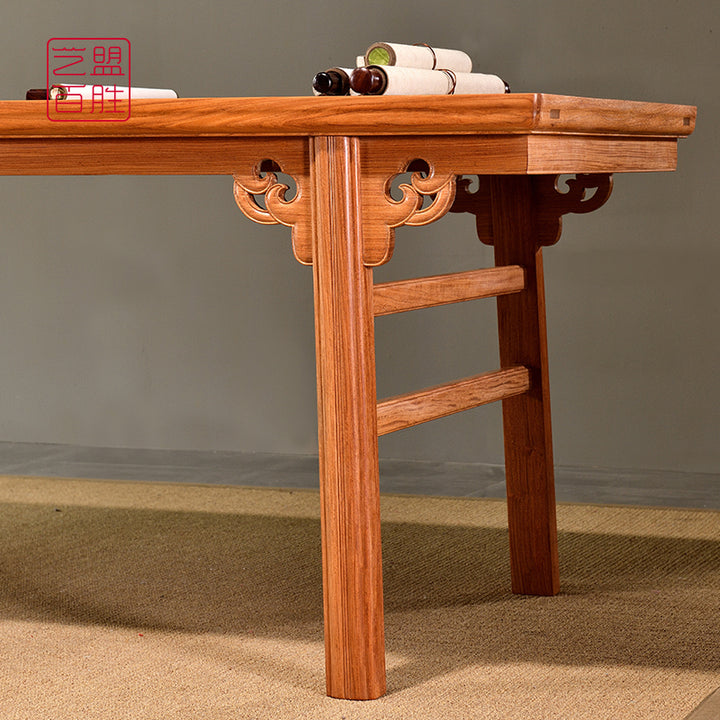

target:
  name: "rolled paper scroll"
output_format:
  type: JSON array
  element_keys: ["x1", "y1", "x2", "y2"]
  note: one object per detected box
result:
[
  {"x1": 351, "y1": 65, "x2": 508, "y2": 95},
  {"x1": 312, "y1": 67, "x2": 355, "y2": 96},
  {"x1": 27, "y1": 85, "x2": 178, "y2": 100},
  {"x1": 364, "y1": 42, "x2": 473, "y2": 74},
  {"x1": 444, "y1": 69, "x2": 508, "y2": 94}
]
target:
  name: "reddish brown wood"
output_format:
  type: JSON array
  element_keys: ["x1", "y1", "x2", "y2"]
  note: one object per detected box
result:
[
  {"x1": 310, "y1": 135, "x2": 386, "y2": 700},
  {"x1": 452, "y1": 173, "x2": 615, "y2": 248},
  {"x1": 0, "y1": 94, "x2": 695, "y2": 138},
  {"x1": 358, "y1": 134, "x2": 679, "y2": 266},
  {"x1": 0, "y1": 93, "x2": 696, "y2": 701},
  {"x1": 533, "y1": 174, "x2": 614, "y2": 247},
  {"x1": 0, "y1": 134, "x2": 679, "y2": 179},
  {"x1": 373, "y1": 265, "x2": 525, "y2": 316},
  {"x1": 232, "y1": 157, "x2": 313, "y2": 265},
  {"x1": 490, "y1": 175, "x2": 560, "y2": 596},
  {"x1": 0, "y1": 137, "x2": 309, "y2": 175},
  {"x1": 526, "y1": 135, "x2": 678, "y2": 174},
  {"x1": 533, "y1": 94, "x2": 696, "y2": 137},
  {"x1": 377, "y1": 366, "x2": 531, "y2": 435}
]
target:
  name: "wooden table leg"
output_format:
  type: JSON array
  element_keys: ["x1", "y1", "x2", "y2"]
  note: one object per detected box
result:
[
  {"x1": 490, "y1": 175, "x2": 560, "y2": 596},
  {"x1": 310, "y1": 135, "x2": 386, "y2": 699}
]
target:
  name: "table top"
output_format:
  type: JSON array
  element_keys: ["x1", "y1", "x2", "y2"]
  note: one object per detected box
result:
[
  {"x1": 0, "y1": 94, "x2": 696, "y2": 177},
  {"x1": 0, "y1": 93, "x2": 696, "y2": 138}
]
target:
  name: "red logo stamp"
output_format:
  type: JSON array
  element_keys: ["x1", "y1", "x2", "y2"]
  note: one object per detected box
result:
[{"x1": 46, "y1": 38, "x2": 131, "y2": 121}]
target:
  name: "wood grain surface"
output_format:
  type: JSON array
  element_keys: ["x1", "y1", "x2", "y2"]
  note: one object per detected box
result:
[
  {"x1": 0, "y1": 136, "x2": 308, "y2": 175},
  {"x1": 0, "y1": 94, "x2": 695, "y2": 138},
  {"x1": 491, "y1": 175, "x2": 560, "y2": 596},
  {"x1": 310, "y1": 136, "x2": 386, "y2": 700},
  {"x1": 373, "y1": 266, "x2": 526, "y2": 316},
  {"x1": 0, "y1": 92, "x2": 696, "y2": 701},
  {"x1": 377, "y1": 366, "x2": 531, "y2": 435}
]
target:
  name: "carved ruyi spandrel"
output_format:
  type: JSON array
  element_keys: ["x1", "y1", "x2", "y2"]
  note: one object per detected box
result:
[
  {"x1": 360, "y1": 157, "x2": 457, "y2": 266},
  {"x1": 233, "y1": 150, "x2": 456, "y2": 268},
  {"x1": 533, "y1": 173, "x2": 614, "y2": 246},
  {"x1": 233, "y1": 158, "x2": 312, "y2": 265},
  {"x1": 450, "y1": 175, "x2": 493, "y2": 244},
  {"x1": 451, "y1": 173, "x2": 614, "y2": 247},
  {"x1": 233, "y1": 158, "x2": 611, "y2": 267}
]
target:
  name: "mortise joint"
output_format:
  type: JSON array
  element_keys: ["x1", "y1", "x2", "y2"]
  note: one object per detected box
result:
[{"x1": 549, "y1": 109, "x2": 561, "y2": 119}]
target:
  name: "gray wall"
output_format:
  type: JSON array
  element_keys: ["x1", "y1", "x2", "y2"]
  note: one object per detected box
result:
[{"x1": 0, "y1": 1, "x2": 717, "y2": 474}]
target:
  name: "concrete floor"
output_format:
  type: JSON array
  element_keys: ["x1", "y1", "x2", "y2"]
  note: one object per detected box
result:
[{"x1": 0, "y1": 441, "x2": 717, "y2": 509}]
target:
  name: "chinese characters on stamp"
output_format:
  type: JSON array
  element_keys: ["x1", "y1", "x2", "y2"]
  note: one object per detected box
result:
[{"x1": 46, "y1": 38, "x2": 131, "y2": 121}]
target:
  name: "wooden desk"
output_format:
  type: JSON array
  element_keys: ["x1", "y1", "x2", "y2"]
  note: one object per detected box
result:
[{"x1": 0, "y1": 94, "x2": 696, "y2": 699}]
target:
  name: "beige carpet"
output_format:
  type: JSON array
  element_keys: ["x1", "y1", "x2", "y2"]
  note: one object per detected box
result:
[{"x1": 0, "y1": 475, "x2": 718, "y2": 720}]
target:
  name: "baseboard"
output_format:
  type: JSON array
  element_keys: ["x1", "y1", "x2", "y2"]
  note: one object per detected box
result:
[{"x1": 0, "y1": 441, "x2": 716, "y2": 509}]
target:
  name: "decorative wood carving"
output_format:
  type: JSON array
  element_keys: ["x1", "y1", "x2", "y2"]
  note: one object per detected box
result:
[
  {"x1": 233, "y1": 159, "x2": 312, "y2": 265},
  {"x1": 401, "y1": 165, "x2": 458, "y2": 227},
  {"x1": 451, "y1": 173, "x2": 613, "y2": 247},
  {"x1": 233, "y1": 151, "x2": 457, "y2": 268},
  {"x1": 233, "y1": 158, "x2": 611, "y2": 269},
  {"x1": 360, "y1": 157, "x2": 457, "y2": 266},
  {"x1": 450, "y1": 175, "x2": 494, "y2": 244},
  {"x1": 533, "y1": 173, "x2": 613, "y2": 246}
]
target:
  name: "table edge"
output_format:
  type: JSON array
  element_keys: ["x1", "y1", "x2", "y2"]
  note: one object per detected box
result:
[{"x1": 0, "y1": 93, "x2": 697, "y2": 139}]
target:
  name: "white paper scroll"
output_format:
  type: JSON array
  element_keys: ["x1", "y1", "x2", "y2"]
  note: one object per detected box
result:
[
  {"x1": 372, "y1": 66, "x2": 506, "y2": 95},
  {"x1": 364, "y1": 42, "x2": 473, "y2": 74},
  {"x1": 51, "y1": 85, "x2": 178, "y2": 100}
]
